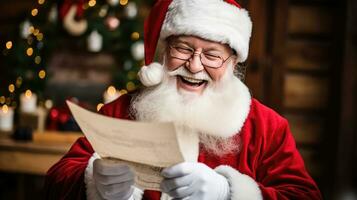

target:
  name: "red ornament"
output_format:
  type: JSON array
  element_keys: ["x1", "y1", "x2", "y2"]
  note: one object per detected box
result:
[
  {"x1": 50, "y1": 108, "x2": 59, "y2": 120},
  {"x1": 105, "y1": 16, "x2": 120, "y2": 31},
  {"x1": 46, "y1": 98, "x2": 92, "y2": 131},
  {"x1": 59, "y1": 113, "x2": 70, "y2": 124}
]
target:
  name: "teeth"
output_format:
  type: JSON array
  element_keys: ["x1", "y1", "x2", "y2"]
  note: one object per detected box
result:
[{"x1": 181, "y1": 76, "x2": 204, "y2": 84}]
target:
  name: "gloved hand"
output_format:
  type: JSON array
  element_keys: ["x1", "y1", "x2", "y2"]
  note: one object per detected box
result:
[
  {"x1": 160, "y1": 162, "x2": 230, "y2": 200},
  {"x1": 93, "y1": 159, "x2": 135, "y2": 200}
]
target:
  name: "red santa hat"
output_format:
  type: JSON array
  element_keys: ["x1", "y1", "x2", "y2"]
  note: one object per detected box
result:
[{"x1": 138, "y1": 0, "x2": 253, "y2": 87}]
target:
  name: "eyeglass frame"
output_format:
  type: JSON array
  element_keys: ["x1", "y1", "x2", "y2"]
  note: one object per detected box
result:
[{"x1": 168, "y1": 44, "x2": 235, "y2": 69}]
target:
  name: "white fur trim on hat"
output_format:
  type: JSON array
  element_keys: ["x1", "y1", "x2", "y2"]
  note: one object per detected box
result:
[
  {"x1": 160, "y1": 0, "x2": 252, "y2": 62},
  {"x1": 215, "y1": 165, "x2": 263, "y2": 200},
  {"x1": 84, "y1": 153, "x2": 144, "y2": 200},
  {"x1": 138, "y1": 62, "x2": 164, "y2": 87}
]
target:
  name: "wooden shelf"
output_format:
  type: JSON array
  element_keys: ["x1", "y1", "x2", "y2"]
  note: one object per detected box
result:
[{"x1": 0, "y1": 131, "x2": 82, "y2": 175}]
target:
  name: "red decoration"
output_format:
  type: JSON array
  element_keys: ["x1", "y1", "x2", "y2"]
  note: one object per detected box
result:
[
  {"x1": 59, "y1": 0, "x2": 87, "y2": 20},
  {"x1": 50, "y1": 109, "x2": 59, "y2": 119},
  {"x1": 105, "y1": 16, "x2": 120, "y2": 31},
  {"x1": 46, "y1": 98, "x2": 89, "y2": 131}
]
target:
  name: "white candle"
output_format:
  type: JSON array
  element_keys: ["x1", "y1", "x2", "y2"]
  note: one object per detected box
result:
[
  {"x1": 20, "y1": 90, "x2": 37, "y2": 113},
  {"x1": 0, "y1": 105, "x2": 14, "y2": 132},
  {"x1": 103, "y1": 86, "x2": 120, "y2": 104}
]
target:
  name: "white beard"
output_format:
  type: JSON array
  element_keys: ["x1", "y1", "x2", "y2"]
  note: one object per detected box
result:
[{"x1": 130, "y1": 61, "x2": 251, "y2": 156}]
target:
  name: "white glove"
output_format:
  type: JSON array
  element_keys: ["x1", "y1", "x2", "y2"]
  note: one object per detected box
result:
[
  {"x1": 160, "y1": 162, "x2": 230, "y2": 200},
  {"x1": 93, "y1": 159, "x2": 135, "y2": 200}
]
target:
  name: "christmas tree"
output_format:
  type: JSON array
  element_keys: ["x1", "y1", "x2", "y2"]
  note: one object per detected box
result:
[{"x1": 1, "y1": 0, "x2": 154, "y2": 114}]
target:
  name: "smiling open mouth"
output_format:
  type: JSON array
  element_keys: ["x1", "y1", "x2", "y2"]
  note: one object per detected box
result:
[{"x1": 178, "y1": 75, "x2": 207, "y2": 87}]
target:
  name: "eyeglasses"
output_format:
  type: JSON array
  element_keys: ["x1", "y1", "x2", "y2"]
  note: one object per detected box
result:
[{"x1": 169, "y1": 45, "x2": 233, "y2": 69}]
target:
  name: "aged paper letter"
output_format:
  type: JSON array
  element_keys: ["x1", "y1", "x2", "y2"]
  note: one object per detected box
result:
[{"x1": 67, "y1": 101, "x2": 198, "y2": 190}]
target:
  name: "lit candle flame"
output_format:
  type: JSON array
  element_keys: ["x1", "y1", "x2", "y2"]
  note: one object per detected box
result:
[
  {"x1": 25, "y1": 90, "x2": 32, "y2": 98},
  {"x1": 2, "y1": 105, "x2": 9, "y2": 114},
  {"x1": 107, "y1": 86, "x2": 116, "y2": 96}
]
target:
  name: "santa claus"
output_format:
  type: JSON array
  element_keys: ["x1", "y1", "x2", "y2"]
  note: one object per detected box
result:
[{"x1": 45, "y1": 0, "x2": 322, "y2": 199}]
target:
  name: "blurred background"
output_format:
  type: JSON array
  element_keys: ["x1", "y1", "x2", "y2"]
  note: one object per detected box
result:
[{"x1": 0, "y1": 0, "x2": 356, "y2": 199}]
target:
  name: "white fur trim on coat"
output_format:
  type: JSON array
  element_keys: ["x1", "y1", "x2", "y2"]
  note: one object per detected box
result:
[
  {"x1": 161, "y1": 0, "x2": 252, "y2": 62},
  {"x1": 84, "y1": 153, "x2": 144, "y2": 200},
  {"x1": 215, "y1": 165, "x2": 263, "y2": 200},
  {"x1": 138, "y1": 62, "x2": 164, "y2": 87},
  {"x1": 85, "y1": 152, "x2": 101, "y2": 200},
  {"x1": 160, "y1": 193, "x2": 172, "y2": 200}
]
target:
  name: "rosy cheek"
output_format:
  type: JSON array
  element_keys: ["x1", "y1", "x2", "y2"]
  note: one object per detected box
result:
[
  {"x1": 207, "y1": 63, "x2": 231, "y2": 81},
  {"x1": 206, "y1": 68, "x2": 223, "y2": 81},
  {"x1": 166, "y1": 59, "x2": 182, "y2": 71}
]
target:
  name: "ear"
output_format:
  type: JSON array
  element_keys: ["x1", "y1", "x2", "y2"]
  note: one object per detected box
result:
[
  {"x1": 232, "y1": 55, "x2": 240, "y2": 66},
  {"x1": 230, "y1": 55, "x2": 240, "y2": 71}
]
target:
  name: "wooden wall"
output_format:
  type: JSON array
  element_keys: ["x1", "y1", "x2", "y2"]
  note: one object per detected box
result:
[
  {"x1": 245, "y1": 0, "x2": 346, "y2": 198},
  {"x1": 334, "y1": 0, "x2": 357, "y2": 198},
  {"x1": 281, "y1": 2, "x2": 344, "y2": 197}
]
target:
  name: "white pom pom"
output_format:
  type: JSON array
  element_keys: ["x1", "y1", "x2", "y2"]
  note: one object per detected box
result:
[{"x1": 138, "y1": 62, "x2": 164, "y2": 87}]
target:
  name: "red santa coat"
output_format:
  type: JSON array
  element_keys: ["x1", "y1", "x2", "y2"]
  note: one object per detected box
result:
[{"x1": 44, "y1": 93, "x2": 322, "y2": 200}]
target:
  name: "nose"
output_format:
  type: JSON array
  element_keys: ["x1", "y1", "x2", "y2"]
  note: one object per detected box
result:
[{"x1": 186, "y1": 52, "x2": 204, "y2": 74}]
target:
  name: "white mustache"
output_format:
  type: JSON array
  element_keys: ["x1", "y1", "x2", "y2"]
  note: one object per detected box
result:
[{"x1": 167, "y1": 66, "x2": 212, "y2": 82}]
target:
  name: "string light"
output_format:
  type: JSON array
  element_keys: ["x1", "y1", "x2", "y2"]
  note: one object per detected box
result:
[
  {"x1": 120, "y1": 0, "x2": 128, "y2": 6},
  {"x1": 35, "y1": 56, "x2": 41, "y2": 64},
  {"x1": 5, "y1": 41, "x2": 12, "y2": 49},
  {"x1": 36, "y1": 33, "x2": 43, "y2": 41},
  {"x1": 8, "y1": 84, "x2": 15, "y2": 93},
  {"x1": 38, "y1": 0, "x2": 45, "y2": 5},
  {"x1": 38, "y1": 70, "x2": 46, "y2": 79},
  {"x1": 33, "y1": 29, "x2": 40, "y2": 36},
  {"x1": 97, "y1": 103, "x2": 104, "y2": 112},
  {"x1": 31, "y1": 8, "x2": 38, "y2": 16},
  {"x1": 99, "y1": 6, "x2": 108, "y2": 17},
  {"x1": 126, "y1": 82, "x2": 135, "y2": 91},
  {"x1": 88, "y1": 0, "x2": 96, "y2": 7},
  {"x1": 0, "y1": 96, "x2": 5, "y2": 104},
  {"x1": 29, "y1": 26, "x2": 35, "y2": 34},
  {"x1": 119, "y1": 89, "x2": 128, "y2": 95},
  {"x1": 26, "y1": 47, "x2": 34, "y2": 56},
  {"x1": 131, "y1": 32, "x2": 140, "y2": 40}
]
